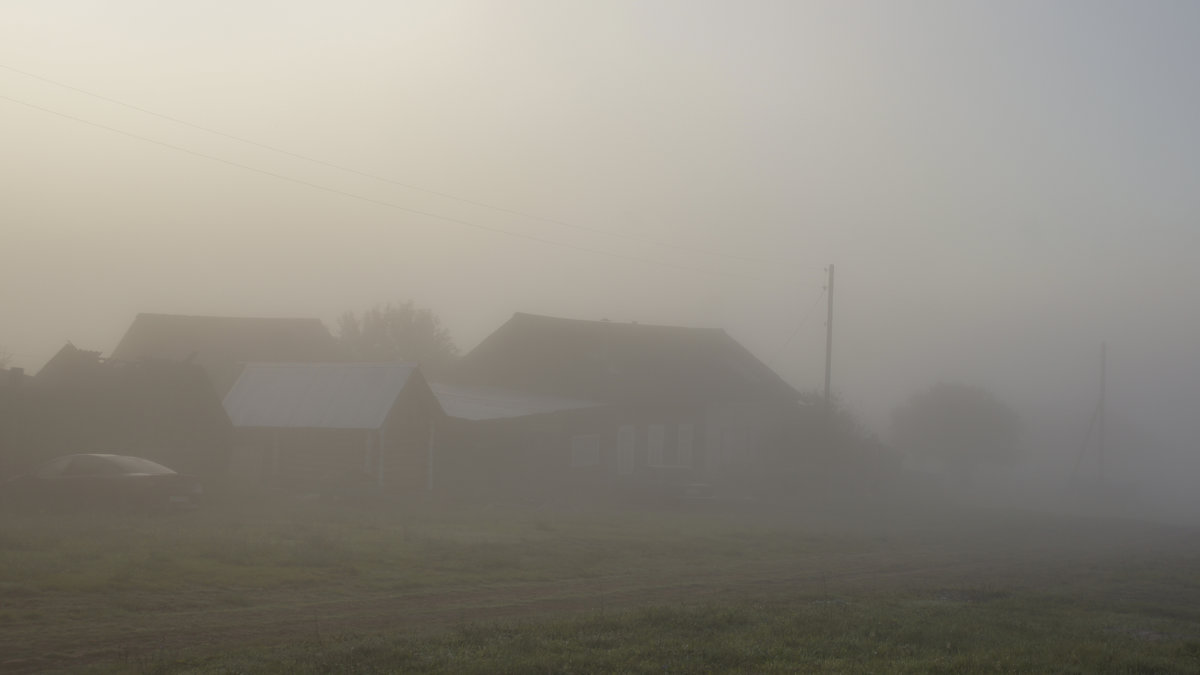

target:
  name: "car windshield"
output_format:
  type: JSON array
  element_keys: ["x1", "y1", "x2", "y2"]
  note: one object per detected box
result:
[
  {"x1": 105, "y1": 456, "x2": 176, "y2": 475},
  {"x1": 33, "y1": 455, "x2": 178, "y2": 478},
  {"x1": 33, "y1": 457, "x2": 74, "y2": 479}
]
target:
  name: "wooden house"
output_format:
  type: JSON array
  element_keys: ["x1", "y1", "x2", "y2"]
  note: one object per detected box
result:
[
  {"x1": 0, "y1": 344, "x2": 232, "y2": 478},
  {"x1": 222, "y1": 362, "x2": 442, "y2": 494},
  {"x1": 448, "y1": 313, "x2": 802, "y2": 497}
]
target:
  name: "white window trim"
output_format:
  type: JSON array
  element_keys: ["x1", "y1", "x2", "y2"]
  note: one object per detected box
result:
[
  {"x1": 646, "y1": 424, "x2": 667, "y2": 467},
  {"x1": 676, "y1": 423, "x2": 693, "y2": 468},
  {"x1": 617, "y1": 425, "x2": 636, "y2": 474}
]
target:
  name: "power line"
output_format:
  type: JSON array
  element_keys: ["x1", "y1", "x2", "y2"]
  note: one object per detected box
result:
[
  {"x1": 0, "y1": 63, "x2": 789, "y2": 269},
  {"x1": 0, "y1": 93, "x2": 765, "y2": 281},
  {"x1": 771, "y1": 282, "x2": 827, "y2": 369}
]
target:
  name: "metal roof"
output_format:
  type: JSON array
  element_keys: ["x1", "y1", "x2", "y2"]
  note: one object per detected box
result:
[
  {"x1": 223, "y1": 363, "x2": 417, "y2": 429},
  {"x1": 430, "y1": 383, "x2": 602, "y2": 421}
]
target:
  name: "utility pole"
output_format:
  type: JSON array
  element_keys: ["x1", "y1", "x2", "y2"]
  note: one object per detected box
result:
[
  {"x1": 1072, "y1": 341, "x2": 1109, "y2": 483},
  {"x1": 1097, "y1": 341, "x2": 1107, "y2": 481},
  {"x1": 824, "y1": 264, "x2": 835, "y2": 412}
]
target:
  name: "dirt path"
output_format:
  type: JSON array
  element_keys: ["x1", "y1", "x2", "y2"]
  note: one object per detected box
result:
[{"x1": 5, "y1": 527, "x2": 1190, "y2": 674}]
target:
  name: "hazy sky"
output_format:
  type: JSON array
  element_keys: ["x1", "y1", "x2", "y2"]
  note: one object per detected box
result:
[{"x1": 3, "y1": 1, "x2": 1199, "y2": 461}]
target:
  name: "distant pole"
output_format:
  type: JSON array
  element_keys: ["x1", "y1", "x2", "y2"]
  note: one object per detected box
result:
[
  {"x1": 1071, "y1": 341, "x2": 1109, "y2": 483},
  {"x1": 824, "y1": 264, "x2": 835, "y2": 411},
  {"x1": 1097, "y1": 342, "x2": 1107, "y2": 481}
]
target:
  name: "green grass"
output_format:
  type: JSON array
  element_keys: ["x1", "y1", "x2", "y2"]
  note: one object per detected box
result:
[
  {"x1": 3, "y1": 495, "x2": 1200, "y2": 673},
  {"x1": 0, "y1": 498, "x2": 863, "y2": 601},
  {"x1": 102, "y1": 586, "x2": 1200, "y2": 674}
]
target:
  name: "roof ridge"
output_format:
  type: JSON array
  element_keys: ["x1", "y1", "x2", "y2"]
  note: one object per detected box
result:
[
  {"x1": 134, "y1": 312, "x2": 325, "y2": 323},
  {"x1": 241, "y1": 361, "x2": 418, "y2": 368},
  {"x1": 510, "y1": 311, "x2": 724, "y2": 332}
]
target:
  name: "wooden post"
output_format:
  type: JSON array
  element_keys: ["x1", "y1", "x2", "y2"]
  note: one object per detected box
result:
[
  {"x1": 363, "y1": 431, "x2": 372, "y2": 473},
  {"x1": 377, "y1": 425, "x2": 386, "y2": 489},
  {"x1": 1098, "y1": 342, "x2": 1107, "y2": 481},
  {"x1": 427, "y1": 419, "x2": 436, "y2": 493},
  {"x1": 824, "y1": 264, "x2": 835, "y2": 446},
  {"x1": 271, "y1": 431, "x2": 280, "y2": 487}
]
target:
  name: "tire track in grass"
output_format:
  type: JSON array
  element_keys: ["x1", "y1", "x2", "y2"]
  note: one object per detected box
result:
[{"x1": 6, "y1": 532, "x2": 1191, "y2": 674}]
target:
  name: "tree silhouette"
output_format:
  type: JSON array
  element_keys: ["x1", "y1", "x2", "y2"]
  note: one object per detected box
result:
[
  {"x1": 891, "y1": 382, "x2": 1021, "y2": 477},
  {"x1": 336, "y1": 301, "x2": 458, "y2": 374}
]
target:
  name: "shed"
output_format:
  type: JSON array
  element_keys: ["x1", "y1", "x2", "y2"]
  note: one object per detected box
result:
[
  {"x1": 222, "y1": 363, "x2": 442, "y2": 494},
  {"x1": 2, "y1": 343, "x2": 232, "y2": 479}
]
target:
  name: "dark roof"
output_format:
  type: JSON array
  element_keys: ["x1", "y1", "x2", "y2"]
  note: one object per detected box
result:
[
  {"x1": 456, "y1": 313, "x2": 799, "y2": 405},
  {"x1": 34, "y1": 343, "x2": 107, "y2": 388},
  {"x1": 109, "y1": 313, "x2": 338, "y2": 394},
  {"x1": 20, "y1": 343, "x2": 232, "y2": 476}
]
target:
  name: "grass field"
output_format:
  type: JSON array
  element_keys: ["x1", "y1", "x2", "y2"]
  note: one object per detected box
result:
[{"x1": 2, "y1": 493, "x2": 1199, "y2": 673}]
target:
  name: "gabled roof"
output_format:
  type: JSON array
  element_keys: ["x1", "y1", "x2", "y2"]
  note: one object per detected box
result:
[
  {"x1": 19, "y1": 343, "x2": 232, "y2": 476},
  {"x1": 112, "y1": 313, "x2": 337, "y2": 364},
  {"x1": 34, "y1": 343, "x2": 107, "y2": 388},
  {"x1": 36, "y1": 343, "x2": 219, "y2": 400},
  {"x1": 223, "y1": 362, "x2": 432, "y2": 429},
  {"x1": 456, "y1": 313, "x2": 799, "y2": 404},
  {"x1": 110, "y1": 313, "x2": 339, "y2": 394},
  {"x1": 430, "y1": 383, "x2": 603, "y2": 421}
]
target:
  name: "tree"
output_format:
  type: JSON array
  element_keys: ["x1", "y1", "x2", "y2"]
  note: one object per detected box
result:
[
  {"x1": 797, "y1": 390, "x2": 869, "y2": 449},
  {"x1": 336, "y1": 301, "x2": 459, "y2": 373},
  {"x1": 891, "y1": 382, "x2": 1021, "y2": 477}
]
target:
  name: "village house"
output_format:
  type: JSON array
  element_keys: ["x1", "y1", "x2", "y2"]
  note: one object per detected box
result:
[
  {"x1": 94, "y1": 310, "x2": 810, "y2": 502},
  {"x1": 222, "y1": 362, "x2": 442, "y2": 494},
  {"x1": 444, "y1": 312, "x2": 803, "y2": 498},
  {"x1": 215, "y1": 313, "x2": 804, "y2": 502},
  {"x1": 0, "y1": 343, "x2": 232, "y2": 478}
]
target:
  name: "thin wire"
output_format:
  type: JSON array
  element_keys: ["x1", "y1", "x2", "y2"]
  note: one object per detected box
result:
[
  {"x1": 0, "y1": 93, "x2": 765, "y2": 281},
  {"x1": 0, "y1": 63, "x2": 789, "y2": 269},
  {"x1": 771, "y1": 284, "x2": 827, "y2": 369}
]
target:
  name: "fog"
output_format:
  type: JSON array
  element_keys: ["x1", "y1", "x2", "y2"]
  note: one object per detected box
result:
[{"x1": 4, "y1": 2, "x2": 1200, "y2": 516}]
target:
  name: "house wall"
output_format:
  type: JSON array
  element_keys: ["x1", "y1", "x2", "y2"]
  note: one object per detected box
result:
[
  {"x1": 604, "y1": 405, "x2": 707, "y2": 489},
  {"x1": 227, "y1": 371, "x2": 445, "y2": 497},
  {"x1": 703, "y1": 399, "x2": 800, "y2": 490},
  {"x1": 433, "y1": 407, "x2": 618, "y2": 503},
  {"x1": 421, "y1": 394, "x2": 801, "y2": 504},
  {"x1": 378, "y1": 373, "x2": 441, "y2": 495},
  {"x1": 431, "y1": 403, "x2": 730, "y2": 503},
  {"x1": 1, "y1": 369, "x2": 231, "y2": 480},
  {"x1": 229, "y1": 427, "x2": 368, "y2": 492}
]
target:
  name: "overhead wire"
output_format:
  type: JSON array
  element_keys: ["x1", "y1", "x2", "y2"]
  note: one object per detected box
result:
[
  {"x1": 0, "y1": 92, "x2": 767, "y2": 281},
  {"x1": 771, "y1": 282, "x2": 827, "y2": 369},
  {"x1": 0, "y1": 63, "x2": 789, "y2": 269}
]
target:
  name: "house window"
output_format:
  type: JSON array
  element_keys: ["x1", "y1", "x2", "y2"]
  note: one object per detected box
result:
[
  {"x1": 646, "y1": 424, "x2": 666, "y2": 466},
  {"x1": 648, "y1": 423, "x2": 692, "y2": 468},
  {"x1": 617, "y1": 425, "x2": 635, "y2": 474},
  {"x1": 676, "y1": 423, "x2": 693, "y2": 468},
  {"x1": 570, "y1": 435, "x2": 601, "y2": 468}
]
